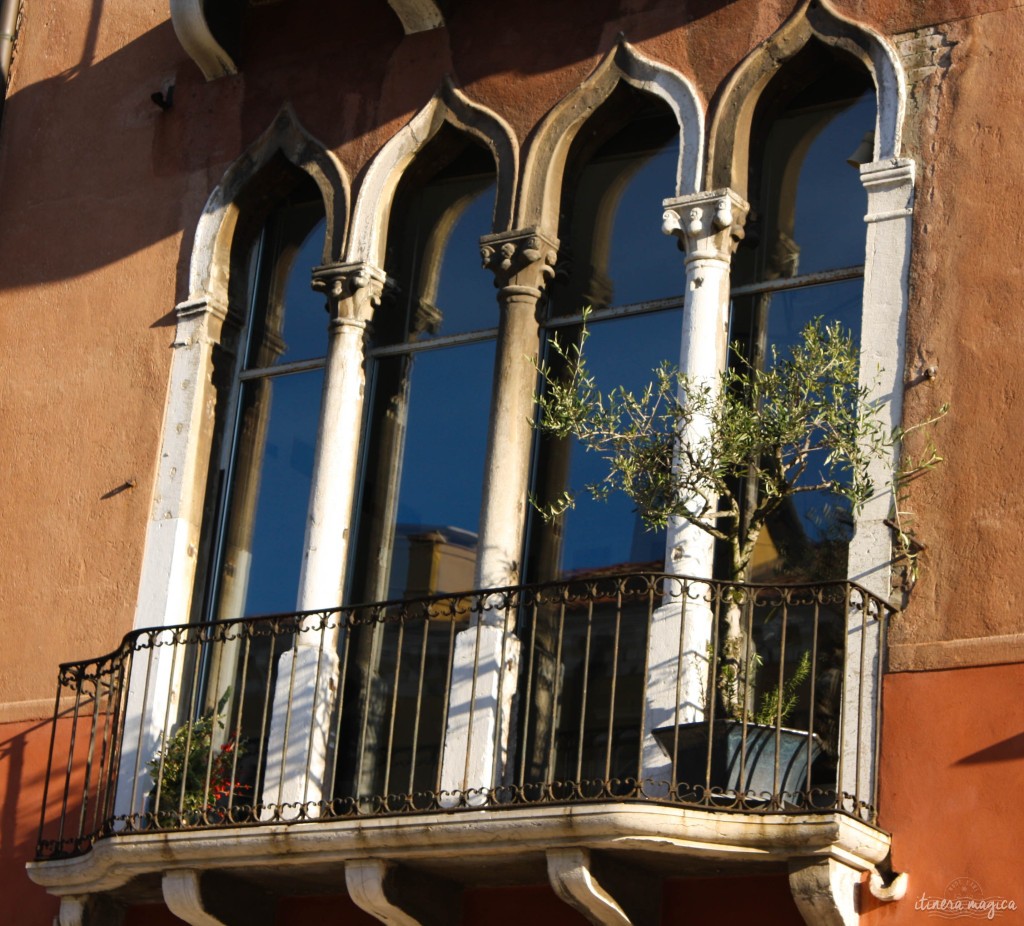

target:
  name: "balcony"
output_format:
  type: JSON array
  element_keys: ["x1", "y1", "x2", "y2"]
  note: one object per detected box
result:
[{"x1": 29, "y1": 574, "x2": 898, "y2": 923}]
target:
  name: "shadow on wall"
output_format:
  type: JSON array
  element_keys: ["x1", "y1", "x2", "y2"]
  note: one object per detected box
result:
[
  {"x1": 0, "y1": 16, "x2": 196, "y2": 297},
  {"x1": 0, "y1": 718, "x2": 64, "y2": 926},
  {"x1": 0, "y1": 0, "x2": 745, "y2": 303},
  {"x1": 956, "y1": 731, "x2": 1024, "y2": 764}
]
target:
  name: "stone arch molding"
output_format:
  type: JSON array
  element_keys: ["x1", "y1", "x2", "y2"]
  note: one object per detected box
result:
[
  {"x1": 518, "y1": 39, "x2": 704, "y2": 235},
  {"x1": 346, "y1": 79, "x2": 519, "y2": 267},
  {"x1": 707, "y1": 0, "x2": 907, "y2": 193},
  {"x1": 188, "y1": 105, "x2": 350, "y2": 310}
]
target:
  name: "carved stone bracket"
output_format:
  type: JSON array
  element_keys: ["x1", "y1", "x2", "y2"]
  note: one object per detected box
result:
[
  {"x1": 788, "y1": 858, "x2": 863, "y2": 926},
  {"x1": 161, "y1": 870, "x2": 277, "y2": 926},
  {"x1": 345, "y1": 858, "x2": 461, "y2": 926},
  {"x1": 169, "y1": 0, "x2": 238, "y2": 81},
  {"x1": 57, "y1": 895, "x2": 124, "y2": 926},
  {"x1": 386, "y1": 0, "x2": 445, "y2": 33},
  {"x1": 480, "y1": 228, "x2": 559, "y2": 301},
  {"x1": 547, "y1": 849, "x2": 659, "y2": 926},
  {"x1": 661, "y1": 188, "x2": 749, "y2": 265},
  {"x1": 311, "y1": 262, "x2": 387, "y2": 329},
  {"x1": 162, "y1": 871, "x2": 228, "y2": 926}
]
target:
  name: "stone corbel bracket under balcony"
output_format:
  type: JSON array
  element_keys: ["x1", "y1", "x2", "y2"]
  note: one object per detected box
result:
[{"x1": 29, "y1": 804, "x2": 895, "y2": 926}]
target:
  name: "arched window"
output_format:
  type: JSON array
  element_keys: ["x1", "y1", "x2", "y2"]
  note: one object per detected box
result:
[
  {"x1": 528, "y1": 86, "x2": 682, "y2": 583},
  {"x1": 729, "y1": 42, "x2": 875, "y2": 583},
  {"x1": 199, "y1": 178, "x2": 329, "y2": 625},
  {"x1": 521, "y1": 86, "x2": 682, "y2": 786},
  {"x1": 349, "y1": 128, "x2": 498, "y2": 604},
  {"x1": 339, "y1": 129, "x2": 498, "y2": 799}
]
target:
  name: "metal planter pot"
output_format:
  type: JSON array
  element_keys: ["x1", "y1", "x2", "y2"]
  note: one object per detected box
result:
[{"x1": 653, "y1": 720, "x2": 824, "y2": 805}]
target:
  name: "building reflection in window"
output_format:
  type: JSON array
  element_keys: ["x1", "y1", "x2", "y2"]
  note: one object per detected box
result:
[{"x1": 339, "y1": 132, "x2": 498, "y2": 800}]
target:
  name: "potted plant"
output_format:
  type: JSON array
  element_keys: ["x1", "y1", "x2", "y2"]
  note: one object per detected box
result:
[
  {"x1": 147, "y1": 689, "x2": 250, "y2": 825},
  {"x1": 532, "y1": 313, "x2": 943, "y2": 801}
]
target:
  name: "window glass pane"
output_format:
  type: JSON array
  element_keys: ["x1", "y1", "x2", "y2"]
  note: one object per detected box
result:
[
  {"x1": 759, "y1": 90, "x2": 873, "y2": 277},
  {"x1": 213, "y1": 369, "x2": 324, "y2": 619},
  {"x1": 422, "y1": 180, "x2": 497, "y2": 337},
  {"x1": 729, "y1": 279, "x2": 864, "y2": 581},
  {"x1": 558, "y1": 131, "x2": 681, "y2": 315},
  {"x1": 354, "y1": 341, "x2": 495, "y2": 601},
  {"x1": 530, "y1": 310, "x2": 681, "y2": 579},
  {"x1": 385, "y1": 178, "x2": 497, "y2": 344},
  {"x1": 247, "y1": 212, "x2": 328, "y2": 369},
  {"x1": 596, "y1": 142, "x2": 682, "y2": 307}
]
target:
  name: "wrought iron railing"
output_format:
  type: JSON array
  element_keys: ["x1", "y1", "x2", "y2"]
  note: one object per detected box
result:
[{"x1": 34, "y1": 573, "x2": 895, "y2": 860}]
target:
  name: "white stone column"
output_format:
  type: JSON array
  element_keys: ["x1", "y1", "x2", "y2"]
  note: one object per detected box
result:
[
  {"x1": 115, "y1": 296, "x2": 231, "y2": 823},
  {"x1": 641, "y1": 190, "x2": 748, "y2": 784},
  {"x1": 438, "y1": 229, "x2": 557, "y2": 800},
  {"x1": 840, "y1": 158, "x2": 914, "y2": 811},
  {"x1": 261, "y1": 263, "x2": 384, "y2": 816}
]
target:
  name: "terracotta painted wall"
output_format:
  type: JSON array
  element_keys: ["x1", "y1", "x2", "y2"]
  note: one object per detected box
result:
[
  {"x1": 0, "y1": 718, "x2": 64, "y2": 925},
  {"x1": 863, "y1": 662, "x2": 1024, "y2": 924}
]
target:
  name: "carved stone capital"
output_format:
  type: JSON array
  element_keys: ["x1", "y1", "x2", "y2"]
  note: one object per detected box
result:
[
  {"x1": 480, "y1": 228, "x2": 559, "y2": 300},
  {"x1": 311, "y1": 262, "x2": 386, "y2": 329},
  {"x1": 661, "y1": 188, "x2": 749, "y2": 264}
]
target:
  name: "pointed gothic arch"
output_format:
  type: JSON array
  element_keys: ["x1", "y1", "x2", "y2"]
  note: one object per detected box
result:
[
  {"x1": 346, "y1": 80, "x2": 518, "y2": 267},
  {"x1": 707, "y1": 0, "x2": 906, "y2": 194},
  {"x1": 187, "y1": 106, "x2": 349, "y2": 310},
  {"x1": 518, "y1": 39, "x2": 703, "y2": 235}
]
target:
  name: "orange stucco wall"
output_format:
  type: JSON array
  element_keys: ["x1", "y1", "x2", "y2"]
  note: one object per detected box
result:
[{"x1": 864, "y1": 662, "x2": 1024, "y2": 923}]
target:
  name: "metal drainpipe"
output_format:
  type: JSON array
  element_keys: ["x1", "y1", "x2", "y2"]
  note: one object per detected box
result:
[{"x1": 0, "y1": 0, "x2": 20, "y2": 110}]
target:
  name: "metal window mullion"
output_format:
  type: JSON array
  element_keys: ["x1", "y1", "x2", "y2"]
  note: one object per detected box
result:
[{"x1": 727, "y1": 265, "x2": 864, "y2": 298}]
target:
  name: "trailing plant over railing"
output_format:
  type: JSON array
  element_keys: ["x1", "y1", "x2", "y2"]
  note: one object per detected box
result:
[{"x1": 147, "y1": 688, "x2": 250, "y2": 820}]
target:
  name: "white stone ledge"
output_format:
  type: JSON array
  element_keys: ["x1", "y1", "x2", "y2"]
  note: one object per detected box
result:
[{"x1": 28, "y1": 804, "x2": 891, "y2": 897}]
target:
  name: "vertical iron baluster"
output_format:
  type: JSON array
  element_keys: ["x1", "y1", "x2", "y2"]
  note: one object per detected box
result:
[
  {"x1": 461, "y1": 607, "x2": 485, "y2": 796},
  {"x1": 856, "y1": 586, "x2": 868, "y2": 814},
  {"x1": 705, "y1": 581, "x2": 722, "y2": 801},
  {"x1": 36, "y1": 672, "x2": 66, "y2": 855},
  {"x1": 276, "y1": 619, "x2": 301, "y2": 811},
  {"x1": 545, "y1": 594, "x2": 567, "y2": 791},
  {"x1": 181, "y1": 626, "x2": 206, "y2": 818},
  {"x1": 76, "y1": 676, "x2": 103, "y2": 842},
  {"x1": 738, "y1": 588, "x2": 755, "y2": 802},
  {"x1": 872, "y1": 597, "x2": 887, "y2": 823},
  {"x1": 382, "y1": 614, "x2": 405, "y2": 799},
  {"x1": 131, "y1": 637, "x2": 161, "y2": 821},
  {"x1": 328, "y1": 610, "x2": 352, "y2": 803},
  {"x1": 93, "y1": 655, "x2": 120, "y2": 837},
  {"x1": 434, "y1": 611, "x2": 458, "y2": 797},
  {"x1": 227, "y1": 623, "x2": 250, "y2": 815},
  {"x1": 836, "y1": 582, "x2": 851, "y2": 810},
  {"x1": 517, "y1": 596, "x2": 538, "y2": 788},
  {"x1": 604, "y1": 581, "x2": 624, "y2": 786},
  {"x1": 408, "y1": 608, "x2": 431, "y2": 796},
  {"x1": 252, "y1": 625, "x2": 277, "y2": 812},
  {"x1": 806, "y1": 590, "x2": 821, "y2": 803},
  {"x1": 57, "y1": 669, "x2": 84, "y2": 849},
  {"x1": 302, "y1": 616, "x2": 329, "y2": 810},
  {"x1": 491, "y1": 596, "x2": 511, "y2": 793},
  {"x1": 772, "y1": 591, "x2": 788, "y2": 807},
  {"x1": 635, "y1": 576, "x2": 655, "y2": 792},
  {"x1": 671, "y1": 578, "x2": 689, "y2": 792},
  {"x1": 575, "y1": 596, "x2": 594, "y2": 784}
]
